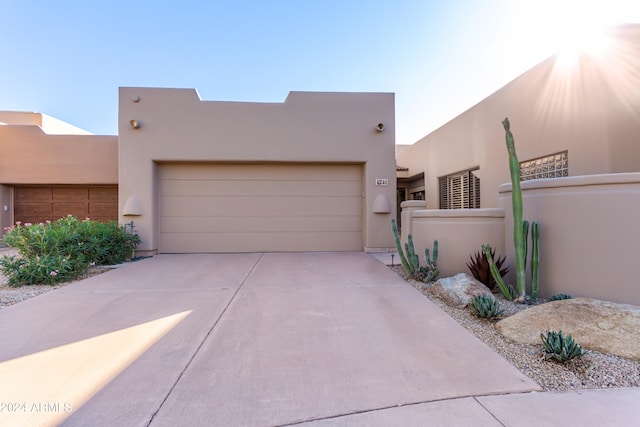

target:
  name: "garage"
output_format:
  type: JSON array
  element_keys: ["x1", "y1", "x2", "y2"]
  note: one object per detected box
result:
[
  {"x1": 158, "y1": 163, "x2": 363, "y2": 253},
  {"x1": 14, "y1": 185, "x2": 118, "y2": 224}
]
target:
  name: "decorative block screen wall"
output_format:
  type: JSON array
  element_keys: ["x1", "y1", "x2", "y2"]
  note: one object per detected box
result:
[{"x1": 520, "y1": 151, "x2": 568, "y2": 181}]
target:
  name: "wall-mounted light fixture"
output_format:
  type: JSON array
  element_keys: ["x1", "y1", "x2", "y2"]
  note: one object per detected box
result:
[
  {"x1": 122, "y1": 195, "x2": 143, "y2": 216},
  {"x1": 129, "y1": 119, "x2": 141, "y2": 129},
  {"x1": 376, "y1": 123, "x2": 385, "y2": 132},
  {"x1": 131, "y1": 96, "x2": 141, "y2": 103}
]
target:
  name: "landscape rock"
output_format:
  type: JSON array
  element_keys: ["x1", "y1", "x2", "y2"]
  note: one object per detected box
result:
[
  {"x1": 430, "y1": 273, "x2": 492, "y2": 308},
  {"x1": 496, "y1": 297, "x2": 640, "y2": 360}
]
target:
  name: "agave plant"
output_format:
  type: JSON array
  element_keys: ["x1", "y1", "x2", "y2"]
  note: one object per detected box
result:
[
  {"x1": 541, "y1": 330, "x2": 584, "y2": 363},
  {"x1": 469, "y1": 294, "x2": 503, "y2": 320},
  {"x1": 467, "y1": 245, "x2": 511, "y2": 291},
  {"x1": 550, "y1": 293, "x2": 573, "y2": 301}
]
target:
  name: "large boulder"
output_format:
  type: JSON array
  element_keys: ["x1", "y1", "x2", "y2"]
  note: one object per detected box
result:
[
  {"x1": 430, "y1": 273, "x2": 492, "y2": 308},
  {"x1": 496, "y1": 298, "x2": 640, "y2": 360}
]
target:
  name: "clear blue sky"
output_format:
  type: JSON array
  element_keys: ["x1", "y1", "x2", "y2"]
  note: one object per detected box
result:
[{"x1": 1, "y1": 1, "x2": 638, "y2": 144}]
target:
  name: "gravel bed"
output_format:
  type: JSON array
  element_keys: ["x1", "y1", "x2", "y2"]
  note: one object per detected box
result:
[
  {"x1": 390, "y1": 265, "x2": 640, "y2": 392},
  {"x1": 0, "y1": 267, "x2": 110, "y2": 309}
]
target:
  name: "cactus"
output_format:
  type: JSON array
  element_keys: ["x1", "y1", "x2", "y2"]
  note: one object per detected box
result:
[
  {"x1": 406, "y1": 234, "x2": 419, "y2": 273},
  {"x1": 483, "y1": 244, "x2": 516, "y2": 301},
  {"x1": 469, "y1": 294, "x2": 504, "y2": 320},
  {"x1": 390, "y1": 220, "x2": 438, "y2": 282},
  {"x1": 391, "y1": 219, "x2": 413, "y2": 275},
  {"x1": 541, "y1": 330, "x2": 584, "y2": 362},
  {"x1": 531, "y1": 221, "x2": 540, "y2": 300},
  {"x1": 503, "y1": 118, "x2": 526, "y2": 302}
]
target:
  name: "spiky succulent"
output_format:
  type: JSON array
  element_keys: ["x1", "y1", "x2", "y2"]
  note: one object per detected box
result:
[
  {"x1": 467, "y1": 246, "x2": 510, "y2": 290},
  {"x1": 550, "y1": 293, "x2": 573, "y2": 301},
  {"x1": 469, "y1": 294, "x2": 503, "y2": 320},
  {"x1": 541, "y1": 330, "x2": 584, "y2": 362}
]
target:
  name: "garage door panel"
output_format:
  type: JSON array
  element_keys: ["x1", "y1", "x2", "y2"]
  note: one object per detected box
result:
[
  {"x1": 159, "y1": 179, "x2": 361, "y2": 197},
  {"x1": 158, "y1": 163, "x2": 362, "y2": 253},
  {"x1": 53, "y1": 187, "x2": 88, "y2": 201},
  {"x1": 53, "y1": 203, "x2": 89, "y2": 218},
  {"x1": 14, "y1": 203, "x2": 52, "y2": 218},
  {"x1": 160, "y1": 196, "x2": 362, "y2": 217},
  {"x1": 160, "y1": 215, "x2": 362, "y2": 233},
  {"x1": 90, "y1": 187, "x2": 118, "y2": 202},
  {"x1": 15, "y1": 188, "x2": 51, "y2": 202},
  {"x1": 159, "y1": 163, "x2": 361, "y2": 181},
  {"x1": 89, "y1": 202, "x2": 118, "y2": 220},
  {"x1": 160, "y1": 231, "x2": 362, "y2": 253}
]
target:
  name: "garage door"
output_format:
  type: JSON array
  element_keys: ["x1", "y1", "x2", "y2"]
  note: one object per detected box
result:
[
  {"x1": 14, "y1": 186, "x2": 118, "y2": 224},
  {"x1": 158, "y1": 163, "x2": 363, "y2": 253}
]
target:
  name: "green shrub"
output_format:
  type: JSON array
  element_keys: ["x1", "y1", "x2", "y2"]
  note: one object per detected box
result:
[
  {"x1": 1, "y1": 216, "x2": 140, "y2": 286},
  {"x1": 541, "y1": 330, "x2": 584, "y2": 363},
  {"x1": 469, "y1": 294, "x2": 504, "y2": 320},
  {"x1": 550, "y1": 293, "x2": 573, "y2": 301}
]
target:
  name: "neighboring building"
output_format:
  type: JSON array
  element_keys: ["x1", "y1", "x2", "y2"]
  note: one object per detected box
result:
[
  {"x1": 118, "y1": 89, "x2": 396, "y2": 254},
  {"x1": 396, "y1": 24, "x2": 640, "y2": 210},
  {"x1": 0, "y1": 112, "x2": 118, "y2": 234}
]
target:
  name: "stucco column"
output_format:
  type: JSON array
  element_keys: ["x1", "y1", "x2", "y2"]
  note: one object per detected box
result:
[{"x1": 400, "y1": 200, "x2": 426, "y2": 244}]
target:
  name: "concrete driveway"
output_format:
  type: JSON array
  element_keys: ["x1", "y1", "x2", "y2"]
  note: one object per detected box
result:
[{"x1": 0, "y1": 252, "x2": 543, "y2": 426}]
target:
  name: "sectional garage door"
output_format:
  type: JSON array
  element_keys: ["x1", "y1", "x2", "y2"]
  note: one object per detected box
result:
[
  {"x1": 158, "y1": 163, "x2": 363, "y2": 253},
  {"x1": 14, "y1": 185, "x2": 118, "y2": 224}
]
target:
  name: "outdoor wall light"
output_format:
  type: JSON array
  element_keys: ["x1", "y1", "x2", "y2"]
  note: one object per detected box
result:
[
  {"x1": 122, "y1": 195, "x2": 143, "y2": 216},
  {"x1": 376, "y1": 123, "x2": 385, "y2": 132},
  {"x1": 129, "y1": 119, "x2": 141, "y2": 129},
  {"x1": 372, "y1": 194, "x2": 392, "y2": 213},
  {"x1": 131, "y1": 96, "x2": 141, "y2": 103}
]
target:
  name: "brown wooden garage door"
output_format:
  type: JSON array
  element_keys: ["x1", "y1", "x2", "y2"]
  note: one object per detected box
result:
[
  {"x1": 158, "y1": 163, "x2": 363, "y2": 253},
  {"x1": 14, "y1": 186, "x2": 118, "y2": 224}
]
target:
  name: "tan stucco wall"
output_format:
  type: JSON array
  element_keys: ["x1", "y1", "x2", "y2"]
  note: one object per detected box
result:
[
  {"x1": 396, "y1": 24, "x2": 640, "y2": 209},
  {"x1": 406, "y1": 208, "x2": 505, "y2": 278},
  {"x1": 500, "y1": 173, "x2": 640, "y2": 306},
  {"x1": 118, "y1": 88, "x2": 396, "y2": 253},
  {"x1": 0, "y1": 126, "x2": 117, "y2": 185}
]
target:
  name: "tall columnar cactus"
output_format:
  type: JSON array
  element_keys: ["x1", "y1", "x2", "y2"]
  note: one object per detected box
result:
[
  {"x1": 425, "y1": 240, "x2": 438, "y2": 267},
  {"x1": 406, "y1": 234, "x2": 419, "y2": 273},
  {"x1": 391, "y1": 219, "x2": 413, "y2": 275},
  {"x1": 391, "y1": 219, "x2": 439, "y2": 282},
  {"x1": 503, "y1": 118, "x2": 526, "y2": 302},
  {"x1": 531, "y1": 221, "x2": 540, "y2": 300}
]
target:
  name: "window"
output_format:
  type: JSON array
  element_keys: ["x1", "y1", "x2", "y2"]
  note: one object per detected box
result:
[
  {"x1": 439, "y1": 169, "x2": 480, "y2": 209},
  {"x1": 520, "y1": 151, "x2": 568, "y2": 181}
]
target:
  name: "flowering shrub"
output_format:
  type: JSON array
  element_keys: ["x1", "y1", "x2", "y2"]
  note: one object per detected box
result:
[{"x1": 1, "y1": 216, "x2": 140, "y2": 286}]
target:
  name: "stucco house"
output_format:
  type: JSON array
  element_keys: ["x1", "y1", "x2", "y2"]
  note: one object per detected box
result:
[
  {"x1": 118, "y1": 89, "x2": 397, "y2": 254},
  {"x1": 0, "y1": 111, "x2": 118, "y2": 232},
  {"x1": 1, "y1": 92, "x2": 397, "y2": 254}
]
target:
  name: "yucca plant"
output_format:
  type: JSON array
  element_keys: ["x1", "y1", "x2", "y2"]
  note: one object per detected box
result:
[
  {"x1": 550, "y1": 293, "x2": 573, "y2": 301},
  {"x1": 467, "y1": 245, "x2": 511, "y2": 291},
  {"x1": 469, "y1": 294, "x2": 504, "y2": 320},
  {"x1": 541, "y1": 330, "x2": 584, "y2": 362}
]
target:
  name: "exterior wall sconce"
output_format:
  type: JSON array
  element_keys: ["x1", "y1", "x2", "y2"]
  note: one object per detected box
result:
[
  {"x1": 376, "y1": 123, "x2": 385, "y2": 132},
  {"x1": 372, "y1": 194, "x2": 392, "y2": 213},
  {"x1": 122, "y1": 195, "x2": 143, "y2": 216},
  {"x1": 129, "y1": 119, "x2": 141, "y2": 129}
]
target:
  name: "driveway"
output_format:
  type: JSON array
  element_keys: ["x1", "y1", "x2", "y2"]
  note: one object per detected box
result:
[{"x1": 0, "y1": 252, "x2": 539, "y2": 426}]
